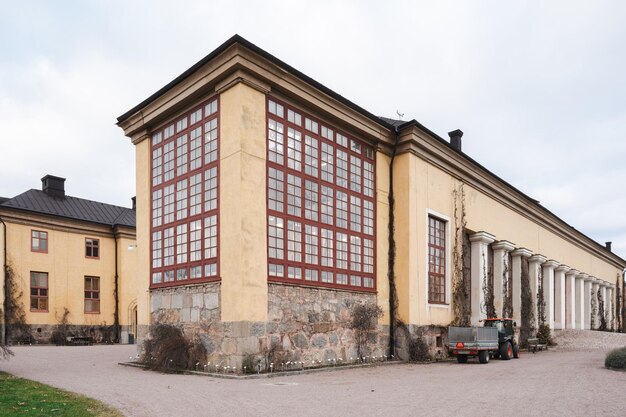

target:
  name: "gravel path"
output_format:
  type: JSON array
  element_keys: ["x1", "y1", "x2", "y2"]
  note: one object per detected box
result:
[
  {"x1": 553, "y1": 329, "x2": 626, "y2": 351},
  {"x1": 1, "y1": 339, "x2": 625, "y2": 417}
]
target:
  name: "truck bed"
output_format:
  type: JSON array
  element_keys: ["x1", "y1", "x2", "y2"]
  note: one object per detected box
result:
[{"x1": 448, "y1": 326, "x2": 498, "y2": 350}]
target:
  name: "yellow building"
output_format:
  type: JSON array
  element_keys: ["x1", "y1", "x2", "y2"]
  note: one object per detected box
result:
[
  {"x1": 117, "y1": 35, "x2": 626, "y2": 365},
  {"x1": 0, "y1": 175, "x2": 138, "y2": 345}
]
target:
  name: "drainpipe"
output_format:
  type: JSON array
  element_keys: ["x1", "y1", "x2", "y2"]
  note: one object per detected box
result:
[
  {"x1": 0, "y1": 216, "x2": 6, "y2": 346},
  {"x1": 622, "y1": 268, "x2": 626, "y2": 332},
  {"x1": 112, "y1": 225, "x2": 120, "y2": 343},
  {"x1": 388, "y1": 126, "x2": 400, "y2": 357}
]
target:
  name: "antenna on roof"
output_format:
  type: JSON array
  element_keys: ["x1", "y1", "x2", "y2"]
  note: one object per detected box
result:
[{"x1": 396, "y1": 111, "x2": 404, "y2": 120}]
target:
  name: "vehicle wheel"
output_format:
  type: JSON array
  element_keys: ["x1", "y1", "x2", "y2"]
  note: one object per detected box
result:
[
  {"x1": 478, "y1": 351, "x2": 490, "y2": 364},
  {"x1": 457, "y1": 355, "x2": 468, "y2": 364},
  {"x1": 513, "y1": 344, "x2": 520, "y2": 359},
  {"x1": 500, "y1": 341, "x2": 512, "y2": 360}
]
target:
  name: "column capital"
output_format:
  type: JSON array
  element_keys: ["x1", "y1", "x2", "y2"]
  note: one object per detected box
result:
[
  {"x1": 529, "y1": 254, "x2": 547, "y2": 264},
  {"x1": 542, "y1": 259, "x2": 559, "y2": 270},
  {"x1": 492, "y1": 240, "x2": 516, "y2": 252},
  {"x1": 555, "y1": 265, "x2": 571, "y2": 273},
  {"x1": 565, "y1": 269, "x2": 580, "y2": 277},
  {"x1": 469, "y1": 231, "x2": 496, "y2": 244},
  {"x1": 590, "y1": 278, "x2": 601, "y2": 285},
  {"x1": 511, "y1": 248, "x2": 533, "y2": 258},
  {"x1": 576, "y1": 272, "x2": 590, "y2": 281}
]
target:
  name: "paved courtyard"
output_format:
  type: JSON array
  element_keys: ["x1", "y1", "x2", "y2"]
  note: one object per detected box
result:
[{"x1": 1, "y1": 338, "x2": 625, "y2": 417}]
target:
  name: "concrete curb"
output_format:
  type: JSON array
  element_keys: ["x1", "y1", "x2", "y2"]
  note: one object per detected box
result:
[{"x1": 118, "y1": 359, "x2": 412, "y2": 379}]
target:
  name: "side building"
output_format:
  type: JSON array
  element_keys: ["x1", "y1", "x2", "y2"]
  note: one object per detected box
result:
[
  {"x1": 0, "y1": 175, "x2": 138, "y2": 345},
  {"x1": 117, "y1": 35, "x2": 626, "y2": 365}
]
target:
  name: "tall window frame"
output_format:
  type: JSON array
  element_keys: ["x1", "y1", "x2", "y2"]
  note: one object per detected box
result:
[
  {"x1": 149, "y1": 96, "x2": 220, "y2": 288},
  {"x1": 266, "y1": 97, "x2": 376, "y2": 292},
  {"x1": 30, "y1": 271, "x2": 48, "y2": 312},
  {"x1": 84, "y1": 276, "x2": 100, "y2": 314},
  {"x1": 428, "y1": 215, "x2": 447, "y2": 304}
]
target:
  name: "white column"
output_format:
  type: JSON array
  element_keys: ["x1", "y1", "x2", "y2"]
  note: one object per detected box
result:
[
  {"x1": 554, "y1": 265, "x2": 569, "y2": 330},
  {"x1": 607, "y1": 285, "x2": 614, "y2": 329},
  {"x1": 492, "y1": 240, "x2": 516, "y2": 317},
  {"x1": 511, "y1": 248, "x2": 532, "y2": 324},
  {"x1": 565, "y1": 269, "x2": 579, "y2": 329},
  {"x1": 591, "y1": 279, "x2": 600, "y2": 329},
  {"x1": 470, "y1": 232, "x2": 496, "y2": 326},
  {"x1": 529, "y1": 254, "x2": 547, "y2": 329},
  {"x1": 575, "y1": 273, "x2": 588, "y2": 330},
  {"x1": 584, "y1": 276, "x2": 593, "y2": 330},
  {"x1": 542, "y1": 260, "x2": 558, "y2": 329}
]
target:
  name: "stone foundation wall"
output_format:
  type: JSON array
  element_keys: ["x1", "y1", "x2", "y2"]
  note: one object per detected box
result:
[
  {"x1": 8, "y1": 324, "x2": 116, "y2": 345},
  {"x1": 394, "y1": 325, "x2": 449, "y2": 361},
  {"x1": 144, "y1": 282, "x2": 388, "y2": 369}
]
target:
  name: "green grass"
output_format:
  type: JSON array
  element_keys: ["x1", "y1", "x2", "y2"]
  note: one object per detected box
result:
[{"x1": 0, "y1": 372, "x2": 123, "y2": 417}]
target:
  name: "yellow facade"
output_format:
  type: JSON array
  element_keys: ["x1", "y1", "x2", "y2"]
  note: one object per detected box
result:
[{"x1": 0, "y1": 202, "x2": 137, "y2": 343}]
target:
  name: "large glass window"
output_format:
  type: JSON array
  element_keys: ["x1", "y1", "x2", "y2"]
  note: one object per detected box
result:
[
  {"x1": 266, "y1": 98, "x2": 376, "y2": 291},
  {"x1": 150, "y1": 97, "x2": 219, "y2": 288},
  {"x1": 31, "y1": 230, "x2": 48, "y2": 253},
  {"x1": 428, "y1": 216, "x2": 447, "y2": 304}
]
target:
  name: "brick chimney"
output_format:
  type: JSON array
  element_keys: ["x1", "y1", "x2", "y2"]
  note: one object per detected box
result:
[
  {"x1": 41, "y1": 175, "x2": 66, "y2": 198},
  {"x1": 448, "y1": 129, "x2": 463, "y2": 152}
]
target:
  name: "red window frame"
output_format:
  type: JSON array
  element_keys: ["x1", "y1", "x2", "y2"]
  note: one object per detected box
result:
[
  {"x1": 84, "y1": 276, "x2": 100, "y2": 314},
  {"x1": 266, "y1": 97, "x2": 376, "y2": 293},
  {"x1": 149, "y1": 96, "x2": 220, "y2": 289},
  {"x1": 428, "y1": 216, "x2": 447, "y2": 304},
  {"x1": 85, "y1": 238, "x2": 100, "y2": 259},
  {"x1": 30, "y1": 271, "x2": 49, "y2": 312},
  {"x1": 31, "y1": 230, "x2": 48, "y2": 253}
]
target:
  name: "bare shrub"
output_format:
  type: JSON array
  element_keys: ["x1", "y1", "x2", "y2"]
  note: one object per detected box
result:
[
  {"x1": 51, "y1": 308, "x2": 71, "y2": 345},
  {"x1": 241, "y1": 354, "x2": 259, "y2": 374},
  {"x1": 5, "y1": 264, "x2": 33, "y2": 344},
  {"x1": 408, "y1": 332, "x2": 430, "y2": 362},
  {"x1": 141, "y1": 323, "x2": 207, "y2": 372},
  {"x1": 350, "y1": 301, "x2": 382, "y2": 358}
]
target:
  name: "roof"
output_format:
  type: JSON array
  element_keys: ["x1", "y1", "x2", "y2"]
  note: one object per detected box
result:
[
  {"x1": 0, "y1": 189, "x2": 136, "y2": 228},
  {"x1": 116, "y1": 35, "x2": 625, "y2": 267},
  {"x1": 117, "y1": 35, "x2": 395, "y2": 131}
]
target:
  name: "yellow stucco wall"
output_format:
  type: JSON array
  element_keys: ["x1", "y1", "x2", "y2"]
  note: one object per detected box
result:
[
  {"x1": 135, "y1": 138, "x2": 151, "y2": 330},
  {"x1": 219, "y1": 82, "x2": 268, "y2": 322},
  {"x1": 376, "y1": 151, "x2": 391, "y2": 324},
  {"x1": 396, "y1": 152, "x2": 622, "y2": 326},
  {"x1": 1, "y1": 221, "x2": 131, "y2": 327}
]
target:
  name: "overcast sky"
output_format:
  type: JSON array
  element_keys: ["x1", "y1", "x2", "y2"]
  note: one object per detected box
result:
[{"x1": 1, "y1": 1, "x2": 625, "y2": 260}]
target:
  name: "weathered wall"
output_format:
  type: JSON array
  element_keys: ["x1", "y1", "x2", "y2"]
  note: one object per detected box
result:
[{"x1": 147, "y1": 282, "x2": 387, "y2": 368}]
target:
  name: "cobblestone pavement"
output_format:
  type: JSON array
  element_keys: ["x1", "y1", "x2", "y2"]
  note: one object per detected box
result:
[{"x1": 1, "y1": 334, "x2": 625, "y2": 417}]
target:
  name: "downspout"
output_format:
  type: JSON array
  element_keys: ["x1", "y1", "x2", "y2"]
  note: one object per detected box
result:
[
  {"x1": 0, "y1": 216, "x2": 7, "y2": 346},
  {"x1": 388, "y1": 126, "x2": 399, "y2": 357},
  {"x1": 112, "y1": 225, "x2": 120, "y2": 343},
  {"x1": 622, "y1": 268, "x2": 626, "y2": 332}
]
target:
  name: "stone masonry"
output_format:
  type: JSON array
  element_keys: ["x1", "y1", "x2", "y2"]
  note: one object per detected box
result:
[{"x1": 146, "y1": 282, "x2": 388, "y2": 369}]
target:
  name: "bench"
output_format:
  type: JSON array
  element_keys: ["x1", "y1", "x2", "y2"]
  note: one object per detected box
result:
[
  {"x1": 527, "y1": 338, "x2": 547, "y2": 353},
  {"x1": 66, "y1": 336, "x2": 94, "y2": 346}
]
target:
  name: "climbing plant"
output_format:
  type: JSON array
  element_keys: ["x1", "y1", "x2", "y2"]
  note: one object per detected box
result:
[
  {"x1": 451, "y1": 184, "x2": 471, "y2": 326},
  {"x1": 597, "y1": 288, "x2": 607, "y2": 331},
  {"x1": 4, "y1": 263, "x2": 32, "y2": 344},
  {"x1": 536, "y1": 266, "x2": 554, "y2": 345},
  {"x1": 482, "y1": 250, "x2": 496, "y2": 319},
  {"x1": 502, "y1": 257, "x2": 513, "y2": 319},
  {"x1": 519, "y1": 257, "x2": 534, "y2": 347},
  {"x1": 590, "y1": 288, "x2": 597, "y2": 330}
]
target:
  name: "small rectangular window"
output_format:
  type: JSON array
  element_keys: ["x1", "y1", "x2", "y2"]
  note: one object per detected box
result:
[
  {"x1": 31, "y1": 230, "x2": 48, "y2": 253},
  {"x1": 85, "y1": 238, "x2": 100, "y2": 259},
  {"x1": 84, "y1": 276, "x2": 100, "y2": 313}
]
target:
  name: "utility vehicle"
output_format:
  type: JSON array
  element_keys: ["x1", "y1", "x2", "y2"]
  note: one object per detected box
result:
[{"x1": 448, "y1": 318, "x2": 520, "y2": 364}]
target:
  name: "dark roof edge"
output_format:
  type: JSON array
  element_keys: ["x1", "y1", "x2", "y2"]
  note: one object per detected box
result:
[
  {"x1": 399, "y1": 118, "x2": 626, "y2": 267},
  {"x1": 116, "y1": 34, "x2": 395, "y2": 132},
  {"x1": 0, "y1": 205, "x2": 136, "y2": 229}
]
